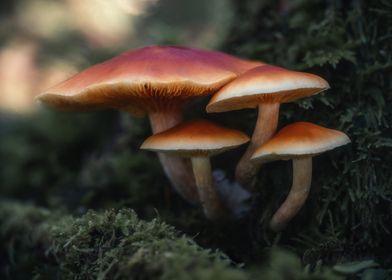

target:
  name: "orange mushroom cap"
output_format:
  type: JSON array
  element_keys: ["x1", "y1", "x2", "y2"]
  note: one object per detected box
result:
[
  {"x1": 251, "y1": 122, "x2": 350, "y2": 162},
  {"x1": 207, "y1": 65, "x2": 329, "y2": 113},
  {"x1": 141, "y1": 119, "x2": 250, "y2": 157},
  {"x1": 36, "y1": 45, "x2": 262, "y2": 116}
]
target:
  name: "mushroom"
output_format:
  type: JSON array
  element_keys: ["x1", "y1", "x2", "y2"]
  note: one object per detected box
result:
[
  {"x1": 36, "y1": 45, "x2": 261, "y2": 204},
  {"x1": 207, "y1": 65, "x2": 330, "y2": 188},
  {"x1": 251, "y1": 122, "x2": 350, "y2": 231},
  {"x1": 141, "y1": 119, "x2": 250, "y2": 220}
]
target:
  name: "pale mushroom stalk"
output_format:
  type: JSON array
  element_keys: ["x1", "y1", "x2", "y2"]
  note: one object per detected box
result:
[
  {"x1": 235, "y1": 103, "x2": 279, "y2": 187},
  {"x1": 191, "y1": 156, "x2": 226, "y2": 220},
  {"x1": 269, "y1": 157, "x2": 312, "y2": 232},
  {"x1": 250, "y1": 122, "x2": 350, "y2": 231},
  {"x1": 141, "y1": 119, "x2": 249, "y2": 220},
  {"x1": 149, "y1": 110, "x2": 183, "y2": 133},
  {"x1": 149, "y1": 110, "x2": 198, "y2": 205}
]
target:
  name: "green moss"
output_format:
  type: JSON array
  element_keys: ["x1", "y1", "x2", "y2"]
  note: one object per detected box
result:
[
  {"x1": 47, "y1": 208, "x2": 245, "y2": 280},
  {"x1": 0, "y1": 202, "x2": 344, "y2": 280},
  {"x1": 223, "y1": 0, "x2": 392, "y2": 257},
  {"x1": 0, "y1": 202, "x2": 246, "y2": 279}
]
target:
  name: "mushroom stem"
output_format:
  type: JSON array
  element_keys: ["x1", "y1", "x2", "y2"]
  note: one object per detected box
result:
[
  {"x1": 149, "y1": 110, "x2": 183, "y2": 133},
  {"x1": 191, "y1": 156, "x2": 226, "y2": 220},
  {"x1": 235, "y1": 103, "x2": 280, "y2": 188},
  {"x1": 149, "y1": 110, "x2": 199, "y2": 205},
  {"x1": 269, "y1": 157, "x2": 312, "y2": 232}
]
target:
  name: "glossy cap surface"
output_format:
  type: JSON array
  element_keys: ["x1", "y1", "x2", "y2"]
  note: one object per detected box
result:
[
  {"x1": 141, "y1": 119, "x2": 249, "y2": 157},
  {"x1": 251, "y1": 122, "x2": 350, "y2": 162},
  {"x1": 37, "y1": 46, "x2": 262, "y2": 116},
  {"x1": 207, "y1": 65, "x2": 329, "y2": 112}
]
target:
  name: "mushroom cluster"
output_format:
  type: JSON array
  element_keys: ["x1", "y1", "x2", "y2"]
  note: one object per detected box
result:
[{"x1": 36, "y1": 45, "x2": 350, "y2": 229}]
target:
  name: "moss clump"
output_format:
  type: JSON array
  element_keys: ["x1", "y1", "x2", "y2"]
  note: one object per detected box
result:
[
  {"x1": 47, "y1": 208, "x2": 247, "y2": 280},
  {"x1": 0, "y1": 201, "x2": 344, "y2": 280},
  {"x1": 0, "y1": 201, "x2": 246, "y2": 280}
]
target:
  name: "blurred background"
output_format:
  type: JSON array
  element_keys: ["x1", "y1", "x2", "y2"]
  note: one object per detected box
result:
[
  {"x1": 0, "y1": 0, "x2": 242, "y2": 221},
  {"x1": 0, "y1": 0, "x2": 232, "y2": 112},
  {"x1": 0, "y1": 0, "x2": 391, "y2": 279}
]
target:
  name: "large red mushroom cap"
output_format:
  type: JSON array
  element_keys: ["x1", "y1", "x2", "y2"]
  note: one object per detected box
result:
[
  {"x1": 35, "y1": 45, "x2": 261, "y2": 206},
  {"x1": 36, "y1": 45, "x2": 261, "y2": 116}
]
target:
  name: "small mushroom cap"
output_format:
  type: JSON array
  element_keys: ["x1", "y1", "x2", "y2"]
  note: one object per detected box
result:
[
  {"x1": 251, "y1": 122, "x2": 350, "y2": 162},
  {"x1": 141, "y1": 119, "x2": 250, "y2": 157},
  {"x1": 36, "y1": 46, "x2": 261, "y2": 116},
  {"x1": 207, "y1": 65, "x2": 329, "y2": 113}
]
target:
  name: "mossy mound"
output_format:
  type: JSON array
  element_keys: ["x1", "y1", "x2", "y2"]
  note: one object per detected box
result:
[{"x1": 0, "y1": 201, "x2": 344, "y2": 279}]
